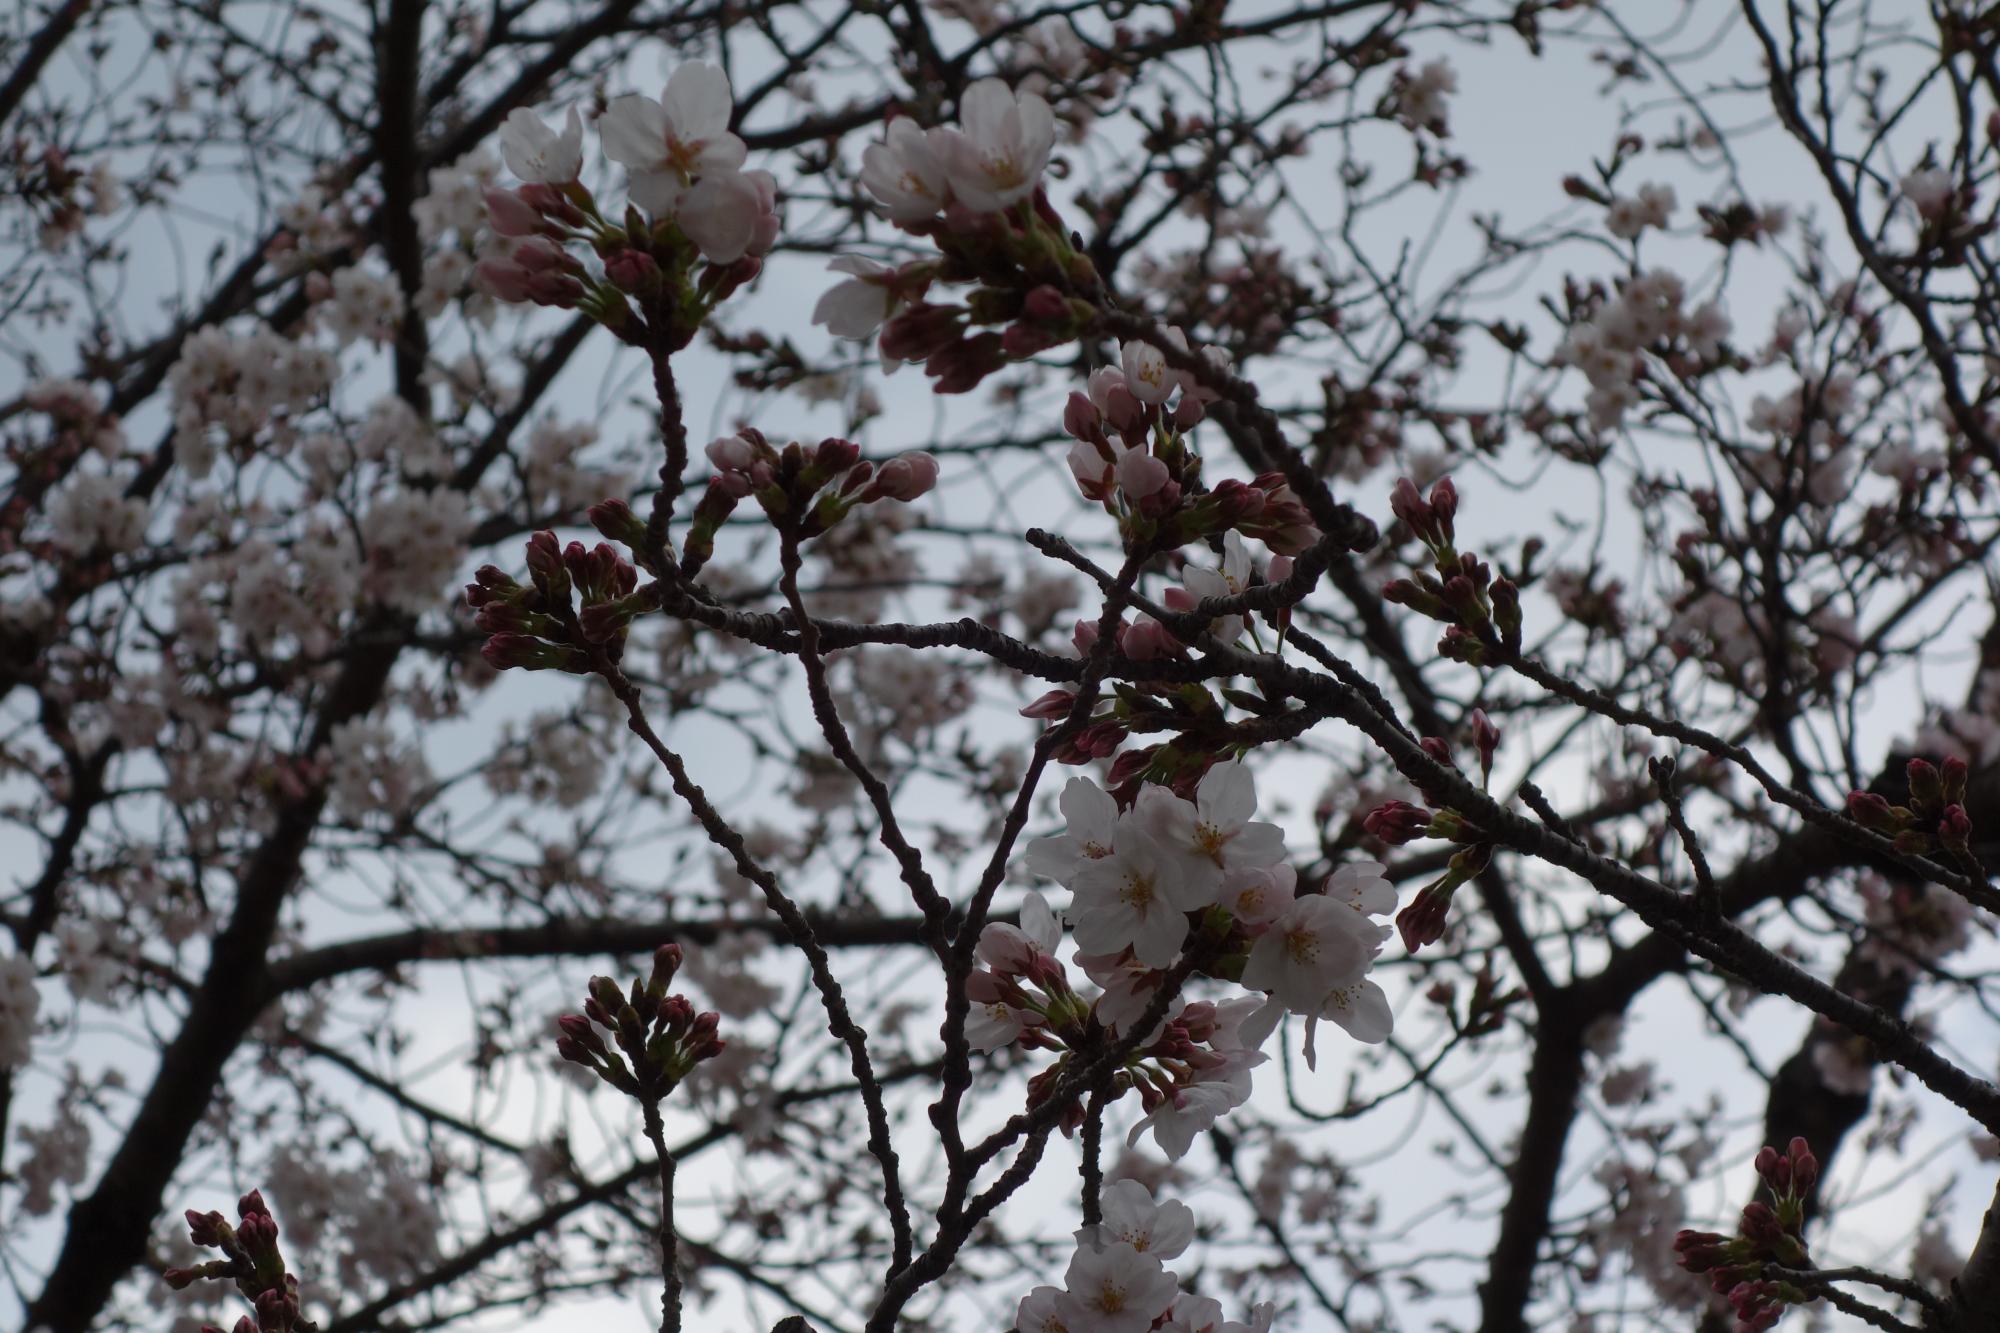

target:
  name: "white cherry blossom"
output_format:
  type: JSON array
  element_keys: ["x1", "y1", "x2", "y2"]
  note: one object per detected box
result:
[
  {"x1": 1076, "y1": 948, "x2": 1162, "y2": 1034},
  {"x1": 965, "y1": 971, "x2": 1031, "y2": 1052},
  {"x1": 1220, "y1": 861, "x2": 1294, "y2": 930},
  {"x1": 812, "y1": 256, "x2": 901, "y2": 338},
  {"x1": 1079, "y1": 1179, "x2": 1195, "y2": 1260},
  {"x1": 498, "y1": 106, "x2": 583, "y2": 184},
  {"x1": 678, "y1": 167, "x2": 777, "y2": 263},
  {"x1": 1119, "y1": 339, "x2": 1173, "y2": 405},
  {"x1": 1135, "y1": 760, "x2": 1287, "y2": 905},
  {"x1": 1060, "y1": 1240, "x2": 1179, "y2": 1333},
  {"x1": 1305, "y1": 975, "x2": 1394, "y2": 1061},
  {"x1": 1239, "y1": 894, "x2": 1376, "y2": 1014},
  {"x1": 1129, "y1": 1054, "x2": 1262, "y2": 1160},
  {"x1": 601, "y1": 63, "x2": 747, "y2": 216},
  {"x1": 931, "y1": 78, "x2": 1055, "y2": 213},
  {"x1": 1175, "y1": 531, "x2": 1254, "y2": 642},
  {"x1": 1324, "y1": 859, "x2": 1397, "y2": 919},
  {"x1": 1016, "y1": 1286, "x2": 1080, "y2": 1333},
  {"x1": 1026, "y1": 777, "x2": 1120, "y2": 883},
  {"x1": 860, "y1": 118, "x2": 953, "y2": 221},
  {"x1": 976, "y1": 890, "x2": 1062, "y2": 973},
  {"x1": 1070, "y1": 828, "x2": 1202, "y2": 968}
]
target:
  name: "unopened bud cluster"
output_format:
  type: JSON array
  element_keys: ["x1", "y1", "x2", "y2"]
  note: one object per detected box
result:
[
  {"x1": 1845, "y1": 755, "x2": 1978, "y2": 870},
  {"x1": 1361, "y1": 712, "x2": 1503, "y2": 952},
  {"x1": 693, "y1": 428, "x2": 937, "y2": 564},
  {"x1": 1381, "y1": 476, "x2": 1523, "y2": 665},
  {"x1": 1060, "y1": 347, "x2": 1317, "y2": 555},
  {"x1": 1673, "y1": 1137, "x2": 1821, "y2": 1331},
  {"x1": 557, "y1": 943, "x2": 726, "y2": 1103},
  {"x1": 864, "y1": 189, "x2": 1099, "y2": 396},
  {"x1": 467, "y1": 526, "x2": 644, "y2": 674},
  {"x1": 162, "y1": 1190, "x2": 316, "y2": 1333}
]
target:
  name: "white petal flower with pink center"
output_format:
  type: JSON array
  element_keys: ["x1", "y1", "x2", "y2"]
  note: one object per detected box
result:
[
  {"x1": 1220, "y1": 861, "x2": 1294, "y2": 930},
  {"x1": 1081, "y1": 1179, "x2": 1195, "y2": 1261},
  {"x1": 499, "y1": 107, "x2": 584, "y2": 185},
  {"x1": 1128, "y1": 1055, "x2": 1261, "y2": 1160},
  {"x1": 976, "y1": 890, "x2": 1061, "y2": 973},
  {"x1": 1016, "y1": 1286, "x2": 1081, "y2": 1333},
  {"x1": 1163, "y1": 1295, "x2": 1225, "y2": 1333},
  {"x1": 965, "y1": 971, "x2": 1030, "y2": 1052},
  {"x1": 1115, "y1": 447, "x2": 1169, "y2": 500},
  {"x1": 1325, "y1": 859, "x2": 1397, "y2": 918},
  {"x1": 1076, "y1": 949, "x2": 1161, "y2": 1035},
  {"x1": 1306, "y1": 975, "x2": 1394, "y2": 1057},
  {"x1": 600, "y1": 63, "x2": 747, "y2": 216},
  {"x1": 1069, "y1": 828, "x2": 1201, "y2": 968},
  {"x1": 1175, "y1": 531, "x2": 1253, "y2": 643},
  {"x1": 677, "y1": 168, "x2": 777, "y2": 263},
  {"x1": 1239, "y1": 894, "x2": 1375, "y2": 1014},
  {"x1": 931, "y1": 78, "x2": 1055, "y2": 213},
  {"x1": 1119, "y1": 339, "x2": 1173, "y2": 404},
  {"x1": 1026, "y1": 778, "x2": 1119, "y2": 884},
  {"x1": 1061, "y1": 1240, "x2": 1180, "y2": 1333},
  {"x1": 812, "y1": 256, "x2": 902, "y2": 338},
  {"x1": 861, "y1": 118, "x2": 953, "y2": 222},
  {"x1": 1136, "y1": 760, "x2": 1287, "y2": 905}
]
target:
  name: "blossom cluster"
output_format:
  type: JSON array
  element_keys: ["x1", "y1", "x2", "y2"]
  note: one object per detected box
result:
[
  {"x1": 812, "y1": 78, "x2": 1102, "y2": 393},
  {"x1": 480, "y1": 63, "x2": 777, "y2": 338},
  {"x1": 167, "y1": 322, "x2": 338, "y2": 478},
  {"x1": 971, "y1": 761, "x2": 1395, "y2": 1160},
  {"x1": 1551, "y1": 268, "x2": 1729, "y2": 432},
  {"x1": 1015, "y1": 1179, "x2": 1274, "y2": 1333}
]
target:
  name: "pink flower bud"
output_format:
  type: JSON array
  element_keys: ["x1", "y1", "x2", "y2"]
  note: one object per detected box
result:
[
  {"x1": 1115, "y1": 449, "x2": 1169, "y2": 500},
  {"x1": 511, "y1": 236, "x2": 568, "y2": 273},
  {"x1": 1105, "y1": 744, "x2": 1158, "y2": 787},
  {"x1": 1119, "y1": 616, "x2": 1178, "y2": 660},
  {"x1": 483, "y1": 185, "x2": 543, "y2": 237},
  {"x1": 1063, "y1": 391, "x2": 1105, "y2": 443},
  {"x1": 865, "y1": 451, "x2": 940, "y2": 502},
  {"x1": 1844, "y1": 790, "x2": 1896, "y2": 830},
  {"x1": 1428, "y1": 475, "x2": 1459, "y2": 537},
  {"x1": 1019, "y1": 688, "x2": 1075, "y2": 719},
  {"x1": 706, "y1": 433, "x2": 758, "y2": 472},
  {"x1": 1941, "y1": 803, "x2": 1973, "y2": 849},
  {"x1": 879, "y1": 303, "x2": 964, "y2": 363},
  {"x1": 524, "y1": 271, "x2": 583, "y2": 307},
  {"x1": 1942, "y1": 753, "x2": 1969, "y2": 803},
  {"x1": 1390, "y1": 476, "x2": 1438, "y2": 545},
  {"x1": 1471, "y1": 709, "x2": 1500, "y2": 777},
  {"x1": 815, "y1": 437, "x2": 862, "y2": 473},
  {"x1": 1363, "y1": 800, "x2": 1432, "y2": 844},
  {"x1": 474, "y1": 256, "x2": 532, "y2": 302},
  {"x1": 603, "y1": 247, "x2": 660, "y2": 294},
  {"x1": 1395, "y1": 881, "x2": 1454, "y2": 952},
  {"x1": 1023, "y1": 285, "x2": 1069, "y2": 322}
]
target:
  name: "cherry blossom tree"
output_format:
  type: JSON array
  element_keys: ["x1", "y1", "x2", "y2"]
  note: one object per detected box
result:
[{"x1": 6, "y1": 1, "x2": 2000, "y2": 1331}]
